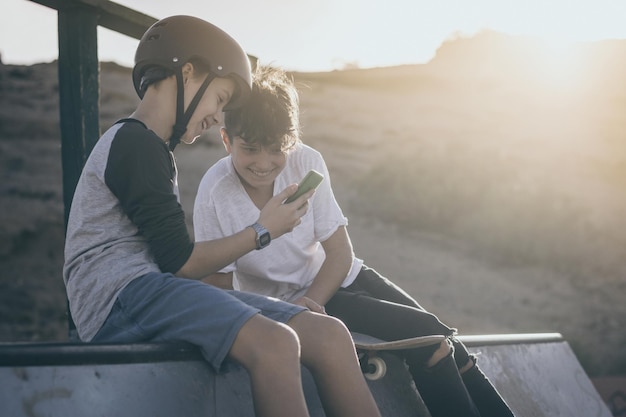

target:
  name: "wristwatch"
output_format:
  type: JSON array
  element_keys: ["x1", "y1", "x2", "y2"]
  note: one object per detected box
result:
[{"x1": 249, "y1": 222, "x2": 271, "y2": 250}]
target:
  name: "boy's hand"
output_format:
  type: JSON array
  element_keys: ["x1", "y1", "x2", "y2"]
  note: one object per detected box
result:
[
  {"x1": 257, "y1": 184, "x2": 315, "y2": 239},
  {"x1": 293, "y1": 296, "x2": 326, "y2": 314}
]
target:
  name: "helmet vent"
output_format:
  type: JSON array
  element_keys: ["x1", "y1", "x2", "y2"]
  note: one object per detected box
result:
[{"x1": 147, "y1": 34, "x2": 160, "y2": 41}]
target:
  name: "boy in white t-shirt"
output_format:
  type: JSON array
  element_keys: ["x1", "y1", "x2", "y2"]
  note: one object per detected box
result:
[{"x1": 194, "y1": 65, "x2": 515, "y2": 417}]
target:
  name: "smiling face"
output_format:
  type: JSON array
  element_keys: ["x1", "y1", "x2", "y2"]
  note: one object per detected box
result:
[
  {"x1": 180, "y1": 71, "x2": 235, "y2": 145},
  {"x1": 222, "y1": 129, "x2": 287, "y2": 193}
]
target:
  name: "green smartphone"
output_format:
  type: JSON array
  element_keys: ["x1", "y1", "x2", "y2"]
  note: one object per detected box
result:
[{"x1": 284, "y1": 169, "x2": 324, "y2": 204}]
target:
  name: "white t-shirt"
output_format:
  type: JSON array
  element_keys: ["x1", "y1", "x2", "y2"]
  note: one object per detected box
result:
[{"x1": 193, "y1": 143, "x2": 362, "y2": 301}]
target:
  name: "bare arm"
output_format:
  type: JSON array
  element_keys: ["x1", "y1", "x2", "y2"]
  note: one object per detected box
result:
[
  {"x1": 177, "y1": 185, "x2": 314, "y2": 279},
  {"x1": 202, "y1": 272, "x2": 234, "y2": 290},
  {"x1": 298, "y1": 225, "x2": 354, "y2": 311}
]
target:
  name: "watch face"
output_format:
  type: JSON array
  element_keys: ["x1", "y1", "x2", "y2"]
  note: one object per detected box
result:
[
  {"x1": 259, "y1": 232, "x2": 271, "y2": 248},
  {"x1": 251, "y1": 223, "x2": 271, "y2": 249}
]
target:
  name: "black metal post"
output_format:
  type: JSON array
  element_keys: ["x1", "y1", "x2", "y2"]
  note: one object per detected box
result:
[
  {"x1": 57, "y1": 5, "x2": 101, "y2": 336},
  {"x1": 57, "y1": 5, "x2": 101, "y2": 228}
]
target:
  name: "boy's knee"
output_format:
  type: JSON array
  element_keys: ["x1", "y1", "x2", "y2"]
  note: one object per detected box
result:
[
  {"x1": 426, "y1": 339, "x2": 452, "y2": 368},
  {"x1": 318, "y1": 314, "x2": 350, "y2": 339},
  {"x1": 289, "y1": 311, "x2": 352, "y2": 351},
  {"x1": 459, "y1": 354, "x2": 476, "y2": 374},
  {"x1": 234, "y1": 317, "x2": 301, "y2": 368},
  {"x1": 290, "y1": 312, "x2": 358, "y2": 370},
  {"x1": 262, "y1": 321, "x2": 301, "y2": 355}
]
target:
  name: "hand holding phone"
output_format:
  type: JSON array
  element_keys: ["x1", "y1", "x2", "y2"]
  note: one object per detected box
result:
[{"x1": 284, "y1": 169, "x2": 324, "y2": 204}]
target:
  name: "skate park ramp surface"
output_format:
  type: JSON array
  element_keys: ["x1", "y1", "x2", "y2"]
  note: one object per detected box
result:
[
  {"x1": 459, "y1": 333, "x2": 613, "y2": 417},
  {"x1": 0, "y1": 332, "x2": 613, "y2": 417}
]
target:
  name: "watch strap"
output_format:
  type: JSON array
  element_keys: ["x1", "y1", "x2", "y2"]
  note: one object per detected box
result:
[{"x1": 249, "y1": 222, "x2": 271, "y2": 250}]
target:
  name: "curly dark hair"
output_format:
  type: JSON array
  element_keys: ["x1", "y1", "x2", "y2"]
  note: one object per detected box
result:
[{"x1": 224, "y1": 65, "x2": 301, "y2": 152}]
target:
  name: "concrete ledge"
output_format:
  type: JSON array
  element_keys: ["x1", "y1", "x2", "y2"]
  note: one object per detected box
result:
[
  {"x1": 0, "y1": 341, "x2": 201, "y2": 366},
  {"x1": 0, "y1": 333, "x2": 613, "y2": 416}
]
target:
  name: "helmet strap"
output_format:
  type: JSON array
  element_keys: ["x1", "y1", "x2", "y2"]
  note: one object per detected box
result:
[{"x1": 168, "y1": 69, "x2": 216, "y2": 151}]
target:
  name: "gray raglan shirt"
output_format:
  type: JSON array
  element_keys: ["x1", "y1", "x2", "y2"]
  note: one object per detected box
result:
[{"x1": 63, "y1": 120, "x2": 194, "y2": 341}]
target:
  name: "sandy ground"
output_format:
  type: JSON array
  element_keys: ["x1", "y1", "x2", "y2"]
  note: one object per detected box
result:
[{"x1": 1, "y1": 33, "x2": 625, "y2": 406}]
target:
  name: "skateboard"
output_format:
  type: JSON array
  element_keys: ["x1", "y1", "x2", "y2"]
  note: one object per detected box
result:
[{"x1": 352, "y1": 332, "x2": 445, "y2": 380}]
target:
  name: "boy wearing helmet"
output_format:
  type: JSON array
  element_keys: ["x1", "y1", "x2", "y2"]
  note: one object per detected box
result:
[
  {"x1": 194, "y1": 65, "x2": 516, "y2": 417},
  {"x1": 63, "y1": 16, "x2": 381, "y2": 417}
]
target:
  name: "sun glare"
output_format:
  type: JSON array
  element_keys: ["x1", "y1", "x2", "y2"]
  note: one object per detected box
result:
[{"x1": 530, "y1": 36, "x2": 585, "y2": 89}]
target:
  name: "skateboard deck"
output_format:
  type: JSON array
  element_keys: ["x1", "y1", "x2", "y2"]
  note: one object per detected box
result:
[
  {"x1": 352, "y1": 332, "x2": 445, "y2": 381},
  {"x1": 353, "y1": 332, "x2": 445, "y2": 351}
]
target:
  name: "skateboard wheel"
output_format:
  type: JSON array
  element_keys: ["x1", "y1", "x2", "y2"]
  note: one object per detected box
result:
[{"x1": 364, "y1": 357, "x2": 386, "y2": 381}]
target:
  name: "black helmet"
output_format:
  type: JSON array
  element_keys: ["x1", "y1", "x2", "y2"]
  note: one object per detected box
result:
[{"x1": 133, "y1": 15, "x2": 252, "y2": 111}]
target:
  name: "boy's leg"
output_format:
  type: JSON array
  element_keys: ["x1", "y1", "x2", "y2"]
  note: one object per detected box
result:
[
  {"x1": 355, "y1": 267, "x2": 514, "y2": 416},
  {"x1": 458, "y1": 350, "x2": 516, "y2": 417},
  {"x1": 326, "y1": 269, "x2": 480, "y2": 417},
  {"x1": 327, "y1": 289, "x2": 481, "y2": 417},
  {"x1": 93, "y1": 273, "x2": 313, "y2": 417},
  {"x1": 328, "y1": 266, "x2": 514, "y2": 416},
  {"x1": 229, "y1": 314, "x2": 311, "y2": 417},
  {"x1": 410, "y1": 341, "x2": 480, "y2": 417},
  {"x1": 350, "y1": 265, "x2": 428, "y2": 309},
  {"x1": 287, "y1": 311, "x2": 382, "y2": 417}
]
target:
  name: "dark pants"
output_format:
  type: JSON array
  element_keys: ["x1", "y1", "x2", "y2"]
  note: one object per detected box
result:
[
  {"x1": 326, "y1": 265, "x2": 515, "y2": 417},
  {"x1": 325, "y1": 265, "x2": 472, "y2": 368}
]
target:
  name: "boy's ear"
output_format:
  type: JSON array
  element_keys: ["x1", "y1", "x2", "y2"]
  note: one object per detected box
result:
[
  {"x1": 221, "y1": 127, "x2": 232, "y2": 153},
  {"x1": 181, "y1": 62, "x2": 194, "y2": 85}
]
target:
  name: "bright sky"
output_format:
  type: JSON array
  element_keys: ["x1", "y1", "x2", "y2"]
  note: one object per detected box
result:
[{"x1": 2, "y1": 0, "x2": 626, "y2": 71}]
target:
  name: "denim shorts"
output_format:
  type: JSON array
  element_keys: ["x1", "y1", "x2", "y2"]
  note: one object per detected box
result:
[{"x1": 92, "y1": 272, "x2": 306, "y2": 371}]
